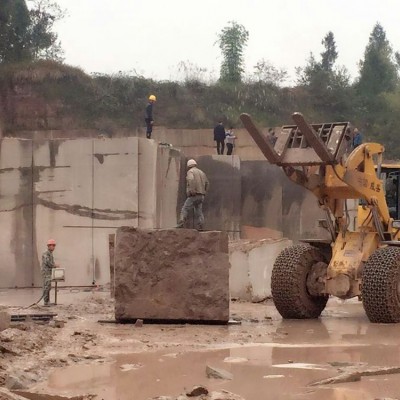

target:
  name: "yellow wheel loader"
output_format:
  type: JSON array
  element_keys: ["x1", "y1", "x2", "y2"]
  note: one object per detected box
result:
[{"x1": 240, "y1": 112, "x2": 400, "y2": 323}]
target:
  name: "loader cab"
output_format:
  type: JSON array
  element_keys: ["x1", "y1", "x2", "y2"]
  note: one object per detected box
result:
[{"x1": 381, "y1": 164, "x2": 400, "y2": 219}]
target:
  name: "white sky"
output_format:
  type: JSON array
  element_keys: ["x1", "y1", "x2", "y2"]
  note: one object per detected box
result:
[{"x1": 54, "y1": 0, "x2": 400, "y2": 83}]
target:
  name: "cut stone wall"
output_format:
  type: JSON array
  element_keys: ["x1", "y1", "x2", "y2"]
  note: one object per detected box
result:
[
  {"x1": 0, "y1": 130, "x2": 330, "y2": 289},
  {"x1": 0, "y1": 138, "x2": 183, "y2": 288},
  {"x1": 114, "y1": 227, "x2": 230, "y2": 322}
]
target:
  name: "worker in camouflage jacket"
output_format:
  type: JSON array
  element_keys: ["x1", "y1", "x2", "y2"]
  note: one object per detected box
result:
[{"x1": 41, "y1": 239, "x2": 57, "y2": 306}]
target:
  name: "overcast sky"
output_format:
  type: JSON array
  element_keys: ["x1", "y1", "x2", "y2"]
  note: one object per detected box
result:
[{"x1": 54, "y1": 0, "x2": 400, "y2": 83}]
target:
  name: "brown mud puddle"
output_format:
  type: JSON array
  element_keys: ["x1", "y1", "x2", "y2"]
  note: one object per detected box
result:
[{"x1": 26, "y1": 342, "x2": 400, "y2": 400}]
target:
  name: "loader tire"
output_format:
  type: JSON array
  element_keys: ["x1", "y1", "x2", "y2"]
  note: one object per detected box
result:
[
  {"x1": 362, "y1": 246, "x2": 400, "y2": 323},
  {"x1": 271, "y1": 245, "x2": 328, "y2": 319}
]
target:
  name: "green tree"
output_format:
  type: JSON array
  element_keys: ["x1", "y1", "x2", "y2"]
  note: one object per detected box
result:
[
  {"x1": 217, "y1": 21, "x2": 249, "y2": 83},
  {"x1": 357, "y1": 23, "x2": 398, "y2": 97},
  {"x1": 298, "y1": 31, "x2": 339, "y2": 87},
  {"x1": 252, "y1": 59, "x2": 287, "y2": 86},
  {"x1": 370, "y1": 90, "x2": 400, "y2": 158},
  {"x1": 296, "y1": 32, "x2": 352, "y2": 120},
  {"x1": 28, "y1": 0, "x2": 65, "y2": 61},
  {"x1": 320, "y1": 31, "x2": 338, "y2": 72},
  {"x1": 0, "y1": 0, "x2": 64, "y2": 64},
  {"x1": 0, "y1": 0, "x2": 31, "y2": 63}
]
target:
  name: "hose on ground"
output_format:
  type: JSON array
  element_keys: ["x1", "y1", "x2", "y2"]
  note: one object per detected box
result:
[{"x1": 24, "y1": 292, "x2": 45, "y2": 309}]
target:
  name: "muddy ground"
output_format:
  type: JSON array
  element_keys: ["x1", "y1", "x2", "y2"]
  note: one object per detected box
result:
[{"x1": 0, "y1": 288, "x2": 400, "y2": 400}]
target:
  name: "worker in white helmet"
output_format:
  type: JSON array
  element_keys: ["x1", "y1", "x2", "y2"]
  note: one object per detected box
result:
[{"x1": 177, "y1": 159, "x2": 209, "y2": 230}]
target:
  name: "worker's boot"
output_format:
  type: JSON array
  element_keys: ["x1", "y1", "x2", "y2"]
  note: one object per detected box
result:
[{"x1": 176, "y1": 220, "x2": 185, "y2": 228}]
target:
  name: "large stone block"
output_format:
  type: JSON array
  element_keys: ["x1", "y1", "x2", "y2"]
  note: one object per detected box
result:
[
  {"x1": 229, "y1": 238, "x2": 292, "y2": 302},
  {"x1": 0, "y1": 311, "x2": 11, "y2": 332},
  {"x1": 109, "y1": 233, "x2": 115, "y2": 298},
  {"x1": 114, "y1": 227, "x2": 230, "y2": 322}
]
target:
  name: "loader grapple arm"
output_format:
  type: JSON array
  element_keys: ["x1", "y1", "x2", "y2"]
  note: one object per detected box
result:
[{"x1": 240, "y1": 113, "x2": 351, "y2": 166}]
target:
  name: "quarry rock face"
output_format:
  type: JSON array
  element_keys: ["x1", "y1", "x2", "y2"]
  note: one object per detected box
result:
[{"x1": 114, "y1": 228, "x2": 230, "y2": 322}]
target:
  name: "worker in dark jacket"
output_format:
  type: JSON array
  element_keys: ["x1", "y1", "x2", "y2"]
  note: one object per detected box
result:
[
  {"x1": 145, "y1": 95, "x2": 156, "y2": 139},
  {"x1": 353, "y1": 128, "x2": 363, "y2": 148},
  {"x1": 214, "y1": 121, "x2": 226, "y2": 155}
]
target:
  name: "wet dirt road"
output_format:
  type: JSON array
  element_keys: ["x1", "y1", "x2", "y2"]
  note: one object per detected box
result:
[{"x1": 2, "y1": 290, "x2": 400, "y2": 400}]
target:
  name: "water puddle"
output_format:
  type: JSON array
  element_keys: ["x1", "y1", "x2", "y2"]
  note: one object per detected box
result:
[
  {"x1": 27, "y1": 342, "x2": 400, "y2": 400},
  {"x1": 8, "y1": 298, "x2": 400, "y2": 399}
]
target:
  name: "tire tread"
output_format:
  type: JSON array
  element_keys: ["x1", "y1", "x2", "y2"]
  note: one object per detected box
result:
[{"x1": 271, "y1": 244, "x2": 328, "y2": 319}]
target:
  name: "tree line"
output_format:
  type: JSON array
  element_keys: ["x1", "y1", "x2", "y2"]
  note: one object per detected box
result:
[
  {"x1": 216, "y1": 21, "x2": 400, "y2": 157},
  {"x1": 0, "y1": 0, "x2": 64, "y2": 63},
  {"x1": 1, "y1": 3, "x2": 400, "y2": 158}
]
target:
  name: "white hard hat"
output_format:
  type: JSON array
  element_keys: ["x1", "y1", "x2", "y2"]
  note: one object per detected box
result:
[{"x1": 187, "y1": 159, "x2": 197, "y2": 168}]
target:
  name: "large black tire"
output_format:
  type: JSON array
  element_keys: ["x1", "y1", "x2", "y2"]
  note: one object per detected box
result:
[
  {"x1": 271, "y1": 245, "x2": 329, "y2": 319},
  {"x1": 362, "y1": 246, "x2": 400, "y2": 323}
]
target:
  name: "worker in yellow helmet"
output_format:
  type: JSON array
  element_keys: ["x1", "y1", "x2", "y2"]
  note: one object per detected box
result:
[{"x1": 145, "y1": 95, "x2": 157, "y2": 139}]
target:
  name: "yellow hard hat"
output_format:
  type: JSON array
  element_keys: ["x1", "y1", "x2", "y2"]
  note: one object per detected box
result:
[{"x1": 149, "y1": 95, "x2": 157, "y2": 101}]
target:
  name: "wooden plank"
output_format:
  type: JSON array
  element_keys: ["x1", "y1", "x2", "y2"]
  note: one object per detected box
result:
[
  {"x1": 240, "y1": 113, "x2": 280, "y2": 164},
  {"x1": 292, "y1": 112, "x2": 334, "y2": 163}
]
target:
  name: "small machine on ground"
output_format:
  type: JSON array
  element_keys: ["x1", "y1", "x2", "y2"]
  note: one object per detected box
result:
[
  {"x1": 240, "y1": 112, "x2": 400, "y2": 323},
  {"x1": 51, "y1": 267, "x2": 65, "y2": 305}
]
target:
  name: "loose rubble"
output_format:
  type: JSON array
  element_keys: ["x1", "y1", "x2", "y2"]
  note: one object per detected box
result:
[
  {"x1": 206, "y1": 366, "x2": 233, "y2": 380},
  {"x1": 149, "y1": 389, "x2": 245, "y2": 400},
  {"x1": 309, "y1": 365, "x2": 400, "y2": 386},
  {"x1": 186, "y1": 385, "x2": 209, "y2": 397}
]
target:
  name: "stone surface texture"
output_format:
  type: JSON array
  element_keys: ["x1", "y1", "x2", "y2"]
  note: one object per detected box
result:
[{"x1": 114, "y1": 228, "x2": 230, "y2": 322}]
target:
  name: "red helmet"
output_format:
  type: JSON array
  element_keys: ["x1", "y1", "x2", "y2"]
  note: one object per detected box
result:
[{"x1": 47, "y1": 239, "x2": 56, "y2": 246}]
